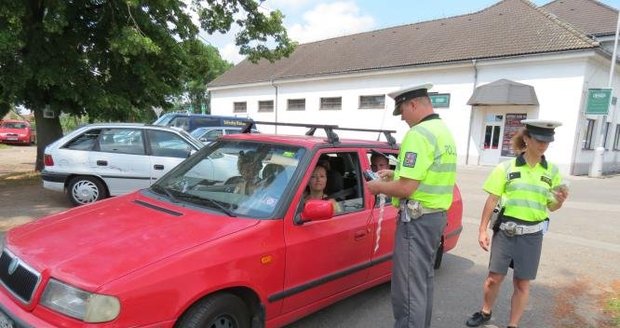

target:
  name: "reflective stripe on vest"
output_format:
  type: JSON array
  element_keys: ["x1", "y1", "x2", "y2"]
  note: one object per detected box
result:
[
  {"x1": 410, "y1": 124, "x2": 456, "y2": 210},
  {"x1": 502, "y1": 160, "x2": 557, "y2": 222}
]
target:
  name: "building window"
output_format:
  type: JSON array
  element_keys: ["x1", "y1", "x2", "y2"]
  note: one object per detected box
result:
[
  {"x1": 613, "y1": 124, "x2": 620, "y2": 151},
  {"x1": 233, "y1": 102, "x2": 247, "y2": 113},
  {"x1": 258, "y1": 100, "x2": 274, "y2": 112},
  {"x1": 583, "y1": 119, "x2": 595, "y2": 150},
  {"x1": 603, "y1": 122, "x2": 610, "y2": 149},
  {"x1": 287, "y1": 99, "x2": 305, "y2": 111},
  {"x1": 320, "y1": 97, "x2": 342, "y2": 110},
  {"x1": 359, "y1": 95, "x2": 385, "y2": 109}
]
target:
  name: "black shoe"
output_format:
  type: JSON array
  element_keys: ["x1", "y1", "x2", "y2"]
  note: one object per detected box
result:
[{"x1": 465, "y1": 310, "x2": 491, "y2": 327}]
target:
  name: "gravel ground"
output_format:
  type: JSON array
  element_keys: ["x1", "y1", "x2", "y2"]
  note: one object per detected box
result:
[{"x1": 0, "y1": 145, "x2": 70, "y2": 231}]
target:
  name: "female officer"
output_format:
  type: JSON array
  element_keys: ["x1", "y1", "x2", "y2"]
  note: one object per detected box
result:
[{"x1": 466, "y1": 119, "x2": 569, "y2": 328}]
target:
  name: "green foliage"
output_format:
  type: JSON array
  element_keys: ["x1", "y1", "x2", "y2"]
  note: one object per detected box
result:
[
  {"x1": 179, "y1": 40, "x2": 233, "y2": 114},
  {"x1": 0, "y1": 0, "x2": 295, "y2": 168},
  {"x1": 607, "y1": 295, "x2": 620, "y2": 326}
]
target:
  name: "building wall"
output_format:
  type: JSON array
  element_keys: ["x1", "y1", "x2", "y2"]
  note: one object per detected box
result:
[{"x1": 210, "y1": 52, "x2": 620, "y2": 176}]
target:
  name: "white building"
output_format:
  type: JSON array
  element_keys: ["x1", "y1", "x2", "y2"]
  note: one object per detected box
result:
[{"x1": 208, "y1": 0, "x2": 620, "y2": 176}]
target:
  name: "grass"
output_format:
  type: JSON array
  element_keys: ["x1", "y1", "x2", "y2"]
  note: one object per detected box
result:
[
  {"x1": 0, "y1": 144, "x2": 9, "y2": 150},
  {"x1": 0, "y1": 171, "x2": 40, "y2": 187},
  {"x1": 603, "y1": 281, "x2": 620, "y2": 327}
]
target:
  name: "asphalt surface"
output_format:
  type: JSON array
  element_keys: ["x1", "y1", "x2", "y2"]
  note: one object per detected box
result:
[
  {"x1": 1, "y1": 146, "x2": 619, "y2": 328},
  {"x1": 287, "y1": 166, "x2": 620, "y2": 328}
]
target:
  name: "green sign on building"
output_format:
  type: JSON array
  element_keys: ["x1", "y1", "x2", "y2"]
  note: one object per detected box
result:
[
  {"x1": 430, "y1": 93, "x2": 450, "y2": 108},
  {"x1": 585, "y1": 88, "x2": 612, "y2": 115}
]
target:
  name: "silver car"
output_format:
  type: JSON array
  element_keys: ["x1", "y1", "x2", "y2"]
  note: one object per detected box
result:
[{"x1": 42, "y1": 123, "x2": 204, "y2": 205}]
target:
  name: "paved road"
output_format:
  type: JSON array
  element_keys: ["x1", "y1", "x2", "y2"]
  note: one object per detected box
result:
[
  {"x1": 1, "y1": 146, "x2": 618, "y2": 328},
  {"x1": 287, "y1": 166, "x2": 620, "y2": 328}
]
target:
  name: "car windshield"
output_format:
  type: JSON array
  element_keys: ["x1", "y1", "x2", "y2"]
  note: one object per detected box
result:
[
  {"x1": 152, "y1": 140, "x2": 305, "y2": 218},
  {"x1": 2, "y1": 122, "x2": 27, "y2": 129},
  {"x1": 189, "y1": 128, "x2": 208, "y2": 138},
  {"x1": 153, "y1": 113, "x2": 174, "y2": 126}
]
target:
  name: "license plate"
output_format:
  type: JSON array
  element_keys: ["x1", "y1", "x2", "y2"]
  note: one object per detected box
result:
[
  {"x1": 0, "y1": 309, "x2": 13, "y2": 328},
  {"x1": 5, "y1": 137, "x2": 17, "y2": 141}
]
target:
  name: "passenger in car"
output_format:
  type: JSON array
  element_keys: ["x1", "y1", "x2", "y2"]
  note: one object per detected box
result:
[
  {"x1": 233, "y1": 151, "x2": 264, "y2": 195},
  {"x1": 371, "y1": 153, "x2": 390, "y2": 172},
  {"x1": 304, "y1": 163, "x2": 342, "y2": 213}
]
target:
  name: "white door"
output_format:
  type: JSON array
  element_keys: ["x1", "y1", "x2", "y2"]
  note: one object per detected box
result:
[
  {"x1": 146, "y1": 130, "x2": 196, "y2": 183},
  {"x1": 480, "y1": 114, "x2": 504, "y2": 165}
]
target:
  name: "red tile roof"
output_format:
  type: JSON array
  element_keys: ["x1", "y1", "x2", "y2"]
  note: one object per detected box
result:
[{"x1": 209, "y1": 0, "x2": 600, "y2": 88}]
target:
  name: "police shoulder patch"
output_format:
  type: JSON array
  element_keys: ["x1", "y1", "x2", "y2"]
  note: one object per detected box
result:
[
  {"x1": 540, "y1": 175, "x2": 552, "y2": 186},
  {"x1": 403, "y1": 152, "x2": 417, "y2": 168}
]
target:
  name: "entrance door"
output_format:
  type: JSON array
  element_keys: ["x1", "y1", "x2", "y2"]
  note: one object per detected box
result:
[{"x1": 480, "y1": 114, "x2": 504, "y2": 165}]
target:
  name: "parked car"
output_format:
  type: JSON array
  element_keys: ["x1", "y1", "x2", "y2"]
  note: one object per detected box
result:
[
  {"x1": 41, "y1": 123, "x2": 203, "y2": 205},
  {"x1": 190, "y1": 126, "x2": 259, "y2": 145},
  {"x1": 0, "y1": 119, "x2": 36, "y2": 145},
  {"x1": 0, "y1": 122, "x2": 462, "y2": 328},
  {"x1": 153, "y1": 112, "x2": 252, "y2": 132}
]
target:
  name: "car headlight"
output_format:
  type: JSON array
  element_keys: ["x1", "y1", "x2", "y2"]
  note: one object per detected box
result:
[{"x1": 40, "y1": 279, "x2": 120, "y2": 323}]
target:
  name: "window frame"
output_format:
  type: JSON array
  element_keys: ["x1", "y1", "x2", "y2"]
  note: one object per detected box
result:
[
  {"x1": 358, "y1": 95, "x2": 385, "y2": 109},
  {"x1": 320, "y1": 97, "x2": 342, "y2": 111},
  {"x1": 258, "y1": 100, "x2": 274, "y2": 112},
  {"x1": 583, "y1": 119, "x2": 595, "y2": 150},
  {"x1": 233, "y1": 102, "x2": 247, "y2": 113},
  {"x1": 287, "y1": 98, "x2": 306, "y2": 111},
  {"x1": 613, "y1": 124, "x2": 620, "y2": 151}
]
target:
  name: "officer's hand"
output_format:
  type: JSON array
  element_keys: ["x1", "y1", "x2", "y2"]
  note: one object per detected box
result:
[
  {"x1": 554, "y1": 189, "x2": 568, "y2": 204},
  {"x1": 377, "y1": 169, "x2": 393, "y2": 181},
  {"x1": 479, "y1": 230, "x2": 490, "y2": 251}
]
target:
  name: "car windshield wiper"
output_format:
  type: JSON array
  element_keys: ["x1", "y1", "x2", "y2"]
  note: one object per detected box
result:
[
  {"x1": 174, "y1": 193, "x2": 237, "y2": 217},
  {"x1": 151, "y1": 184, "x2": 179, "y2": 203}
]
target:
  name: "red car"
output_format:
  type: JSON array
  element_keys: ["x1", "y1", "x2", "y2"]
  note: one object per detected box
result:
[
  {"x1": 0, "y1": 120, "x2": 36, "y2": 145},
  {"x1": 0, "y1": 122, "x2": 462, "y2": 328}
]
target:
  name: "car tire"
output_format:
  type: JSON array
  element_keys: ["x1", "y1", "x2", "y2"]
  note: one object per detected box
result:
[
  {"x1": 434, "y1": 241, "x2": 444, "y2": 270},
  {"x1": 67, "y1": 176, "x2": 108, "y2": 206},
  {"x1": 176, "y1": 293, "x2": 251, "y2": 328}
]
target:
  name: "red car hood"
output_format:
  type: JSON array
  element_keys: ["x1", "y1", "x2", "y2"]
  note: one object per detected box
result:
[{"x1": 6, "y1": 192, "x2": 258, "y2": 290}]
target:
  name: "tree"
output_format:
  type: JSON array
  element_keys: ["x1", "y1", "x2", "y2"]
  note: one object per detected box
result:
[
  {"x1": 180, "y1": 40, "x2": 233, "y2": 114},
  {"x1": 0, "y1": 0, "x2": 295, "y2": 170}
]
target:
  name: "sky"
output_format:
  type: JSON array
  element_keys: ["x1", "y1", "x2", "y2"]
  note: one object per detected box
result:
[{"x1": 201, "y1": 0, "x2": 620, "y2": 64}]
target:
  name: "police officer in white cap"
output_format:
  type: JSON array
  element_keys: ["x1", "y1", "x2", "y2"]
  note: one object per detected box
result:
[
  {"x1": 368, "y1": 83, "x2": 457, "y2": 328},
  {"x1": 466, "y1": 119, "x2": 568, "y2": 328}
]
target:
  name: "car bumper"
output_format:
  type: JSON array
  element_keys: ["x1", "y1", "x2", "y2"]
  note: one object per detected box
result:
[
  {"x1": 0, "y1": 137, "x2": 29, "y2": 144},
  {"x1": 0, "y1": 291, "x2": 176, "y2": 327},
  {"x1": 41, "y1": 170, "x2": 69, "y2": 192},
  {"x1": 0, "y1": 292, "x2": 55, "y2": 328}
]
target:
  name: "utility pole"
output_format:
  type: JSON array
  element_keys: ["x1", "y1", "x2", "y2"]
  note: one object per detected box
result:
[{"x1": 589, "y1": 10, "x2": 620, "y2": 177}]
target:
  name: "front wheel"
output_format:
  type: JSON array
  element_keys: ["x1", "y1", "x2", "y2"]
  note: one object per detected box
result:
[
  {"x1": 176, "y1": 293, "x2": 250, "y2": 328},
  {"x1": 67, "y1": 176, "x2": 108, "y2": 206}
]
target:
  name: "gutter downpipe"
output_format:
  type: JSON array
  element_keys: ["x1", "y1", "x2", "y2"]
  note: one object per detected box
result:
[
  {"x1": 466, "y1": 59, "x2": 479, "y2": 165},
  {"x1": 271, "y1": 80, "x2": 279, "y2": 134}
]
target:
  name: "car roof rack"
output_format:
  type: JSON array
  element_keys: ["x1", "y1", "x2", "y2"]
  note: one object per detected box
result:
[{"x1": 242, "y1": 121, "x2": 397, "y2": 147}]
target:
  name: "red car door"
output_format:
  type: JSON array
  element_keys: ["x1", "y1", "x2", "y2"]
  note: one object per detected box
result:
[{"x1": 280, "y1": 150, "x2": 373, "y2": 314}]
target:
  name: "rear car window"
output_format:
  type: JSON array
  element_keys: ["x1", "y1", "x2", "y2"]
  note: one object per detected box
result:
[{"x1": 63, "y1": 129, "x2": 102, "y2": 150}]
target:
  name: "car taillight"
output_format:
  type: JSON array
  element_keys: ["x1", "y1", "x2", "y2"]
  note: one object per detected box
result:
[{"x1": 44, "y1": 154, "x2": 54, "y2": 166}]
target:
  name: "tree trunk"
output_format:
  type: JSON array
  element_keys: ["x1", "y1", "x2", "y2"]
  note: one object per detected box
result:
[{"x1": 33, "y1": 108, "x2": 63, "y2": 171}]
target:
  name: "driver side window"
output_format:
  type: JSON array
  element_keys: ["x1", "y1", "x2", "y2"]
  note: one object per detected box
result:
[{"x1": 303, "y1": 151, "x2": 365, "y2": 215}]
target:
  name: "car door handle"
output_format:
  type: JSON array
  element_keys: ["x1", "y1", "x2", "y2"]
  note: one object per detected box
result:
[
  {"x1": 96, "y1": 160, "x2": 108, "y2": 166},
  {"x1": 154, "y1": 164, "x2": 164, "y2": 170},
  {"x1": 354, "y1": 230, "x2": 368, "y2": 240}
]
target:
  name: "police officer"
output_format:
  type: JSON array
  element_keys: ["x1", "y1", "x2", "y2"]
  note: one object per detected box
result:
[
  {"x1": 466, "y1": 119, "x2": 569, "y2": 328},
  {"x1": 368, "y1": 83, "x2": 457, "y2": 328}
]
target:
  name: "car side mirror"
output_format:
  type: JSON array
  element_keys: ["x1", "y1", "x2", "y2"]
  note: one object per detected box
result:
[{"x1": 300, "y1": 199, "x2": 334, "y2": 223}]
